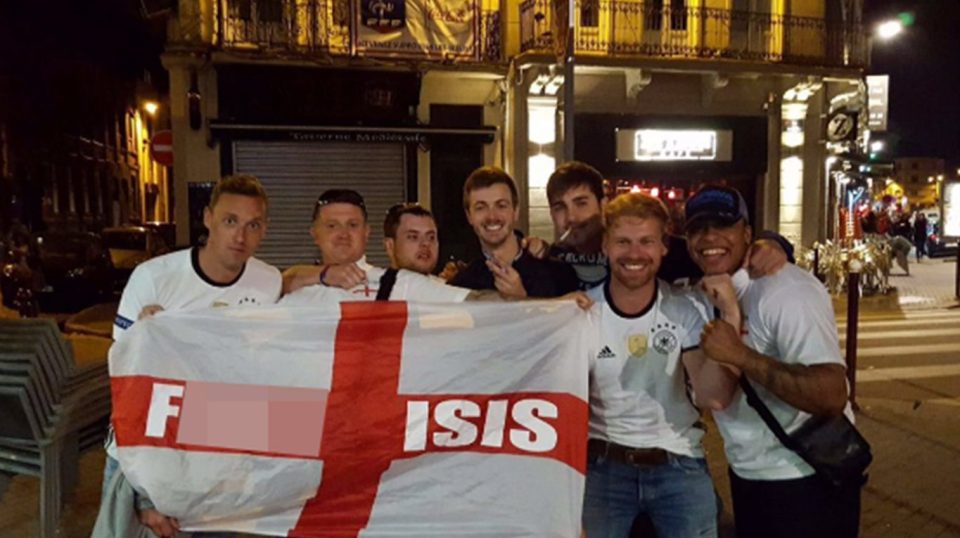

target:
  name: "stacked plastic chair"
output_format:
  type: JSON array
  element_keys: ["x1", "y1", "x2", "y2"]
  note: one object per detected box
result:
[{"x1": 0, "y1": 318, "x2": 111, "y2": 537}]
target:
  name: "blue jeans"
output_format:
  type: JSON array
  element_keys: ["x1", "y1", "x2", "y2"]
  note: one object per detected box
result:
[
  {"x1": 101, "y1": 453, "x2": 120, "y2": 503},
  {"x1": 583, "y1": 451, "x2": 718, "y2": 538}
]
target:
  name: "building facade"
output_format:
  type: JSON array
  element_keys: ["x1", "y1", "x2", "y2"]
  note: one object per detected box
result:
[
  {"x1": 163, "y1": 0, "x2": 508, "y2": 267},
  {"x1": 162, "y1": 0, "x2": 866, "y2": 266},
  {"x1": 511, "y1": 0, "x2": 866, "y2": 246},
  {"x1": 893, "y1": 157, "x2": 945, "y2": 208},
  {"x1": 0, "y1": 1, "x2": 170, "y2": 238}
]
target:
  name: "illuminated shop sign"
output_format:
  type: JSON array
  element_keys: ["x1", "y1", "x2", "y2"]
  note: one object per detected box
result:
[
  {"x1": 944, "y1": 182, "x2": 960, "y2": 237},
  {"x1": 615, "y1": 129, "x2": 733, "y2": 162}
]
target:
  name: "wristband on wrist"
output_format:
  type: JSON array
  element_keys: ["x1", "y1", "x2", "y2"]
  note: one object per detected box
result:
[{"x1": 319, "y1": 265, "x2": 330, "y2": 286}]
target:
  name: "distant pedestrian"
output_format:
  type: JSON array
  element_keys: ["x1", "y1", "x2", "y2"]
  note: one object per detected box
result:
[
  {"x1": 861, "y1": 210, "x2": 878, "y2": 234},
  {"x1": 890, "y1": 235, "x2": 912, "y2": 275},
  {"x1": 892, "y1": 214, "x2": 912, "y2": 239},
  {"x1": 913, "y1": 212, "x2": 929, "y2": 261}
]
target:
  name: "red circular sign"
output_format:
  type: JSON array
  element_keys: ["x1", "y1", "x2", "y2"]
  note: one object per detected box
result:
[{"x1": 149, "y1": 130, "x2": 174, "y2": 167}]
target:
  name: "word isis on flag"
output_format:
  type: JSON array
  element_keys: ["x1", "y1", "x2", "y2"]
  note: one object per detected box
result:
[{"x1": 110, "y1": 300, "x2": 593, "y2": 537}]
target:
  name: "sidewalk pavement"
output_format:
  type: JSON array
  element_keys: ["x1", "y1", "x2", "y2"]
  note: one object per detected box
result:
[
  {"x1": 1, "y1": 261, "x2": 958, "y2": 537},
  {"x1": 834, "y1": 256, "x2": 959, "y2": 313}
]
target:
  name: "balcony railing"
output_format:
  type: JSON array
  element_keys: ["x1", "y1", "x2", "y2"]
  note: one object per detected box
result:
[
  {"x1": 170, "y1": 0, "x2": 502, "y2": 63},
  {"x1": 218, "y1": 0, "x2": 351, "y2": 54},
  {"x1": 520, "y1": 0, "x2": 866, "y2": 69}
]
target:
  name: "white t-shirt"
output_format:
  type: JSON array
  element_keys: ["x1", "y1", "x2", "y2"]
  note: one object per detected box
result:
[
  {"x1": 113, "y1": 247, "x2": 282, "y2": 341},
  {"x1": 704, "y1": 266, "x2": 851, "y2": 480},
  {"x1": 279, "y1": 257, "x2": 471, "y2": 305},
  {"x1": 586, "y1": 279, "x2": 707, "y2": 457},
  {"x1": 108, "y1": 247, "x2": 282, "y2": 457}
]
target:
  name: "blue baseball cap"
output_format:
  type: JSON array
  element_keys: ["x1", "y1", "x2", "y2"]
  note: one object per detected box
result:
[{"x1": 684, "y1": 186, "x2": 749, "y2": 231}]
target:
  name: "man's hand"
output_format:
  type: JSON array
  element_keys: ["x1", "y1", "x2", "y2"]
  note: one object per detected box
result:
[
  {"x1": 138, "y1": 508, "x2": 180, "y2": 538},
  {"x1": 701, "y1": 319, "x2": 748, "y2": 367},
  {"x1": 522, "y1": 236, "x2": 550, "y2": 260},
  {"x1": 700, "y1": 274, "x2": 739, "y2": 318},
  {"x1": 438, "y1": 260, "x2": 466, "y2": 282},
  {"x1": 322, "y1": 263, "x2": 367, "y2": 289},
  {"x1": 746, "y1": 239, "x2": 788, "y2": 278},
  {"x1": 560, "y1": 290, "x2": 594, "y2": 310},
  {"x1": 485, "y1": 259, "x2": 527, "y2": 299},
  {"x1": 138, "y1": 305, "x2": 164, "y2": 320},
  {"x1": 282, "y1": 263, "x2": 367, "y2": 295}
]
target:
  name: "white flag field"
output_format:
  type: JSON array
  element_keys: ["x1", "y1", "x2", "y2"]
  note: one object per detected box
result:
[{"x1": 110, "y1": 300, "x2": 593, "y2": 537}]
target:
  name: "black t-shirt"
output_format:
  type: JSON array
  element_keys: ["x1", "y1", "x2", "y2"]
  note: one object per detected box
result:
[{"x1": 450, "y1": 249, "x2": 580, "y2": 298}]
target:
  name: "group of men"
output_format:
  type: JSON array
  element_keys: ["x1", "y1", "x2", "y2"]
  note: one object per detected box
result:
[{"x1": 101, "y1": 160, "x2": 860, "y2": 538}]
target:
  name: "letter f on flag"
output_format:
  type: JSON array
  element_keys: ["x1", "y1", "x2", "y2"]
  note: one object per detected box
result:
[{"x1": 146, "y1": 383, "x2": 184, "y2": 438}]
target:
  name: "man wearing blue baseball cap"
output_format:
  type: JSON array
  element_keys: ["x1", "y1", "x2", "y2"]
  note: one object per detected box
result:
[{"x1": 686, "y1": 185, "x2": 860, "y2": 538}]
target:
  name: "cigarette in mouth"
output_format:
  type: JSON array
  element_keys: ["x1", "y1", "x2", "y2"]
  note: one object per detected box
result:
[{"x1": 559, "y1": 228, "x2": 572, "y2": 243}]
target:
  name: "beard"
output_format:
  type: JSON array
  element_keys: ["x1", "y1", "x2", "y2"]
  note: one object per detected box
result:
[{"x1": 558, "y1": 214, "x2": 604, "y2": 256}]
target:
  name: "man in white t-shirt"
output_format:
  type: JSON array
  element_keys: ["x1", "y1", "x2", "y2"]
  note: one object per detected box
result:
[
  {"x1": 689, "y1": 186, "x2": 858, "y2": 538},
  {"x1": 583, "y1": 193, "x2": 740, "y2": 538},
  {"x1": 280, "y1": 189, "x2": 473, "y2": 304},
  {"x1": 101, "y1": 175, "x2": 282, "y2": 538}
]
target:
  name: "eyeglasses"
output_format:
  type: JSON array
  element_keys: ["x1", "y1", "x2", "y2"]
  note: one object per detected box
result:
[
  {"x1": 315, "y1": 189, "x2": 367, "y2": 218},
  {"x1": 386, "y1": 202, "x2": 425, "y2": 216}
]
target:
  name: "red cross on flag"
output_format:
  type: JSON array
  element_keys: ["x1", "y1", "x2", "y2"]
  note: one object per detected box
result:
[{"x1": 109, "y1": 301, "x2": 592, "y2": 536}]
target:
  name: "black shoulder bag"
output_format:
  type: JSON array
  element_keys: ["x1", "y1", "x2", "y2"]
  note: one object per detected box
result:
[
  {"x1": 739, "y1": 377, "x2": 872, "y2": 487},
  {"x1": 375, "y1": 268, "x2": 399, "y2": 301}
]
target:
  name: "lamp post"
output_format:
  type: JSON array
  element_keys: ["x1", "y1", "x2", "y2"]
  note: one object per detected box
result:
[{"x1": 562, "y1": 0, "x2": 575, "y2": 162}]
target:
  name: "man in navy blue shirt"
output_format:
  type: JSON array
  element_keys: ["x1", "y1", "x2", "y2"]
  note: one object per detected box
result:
[{"x1": 450, "y1": 166, "x2": 580, "y2": 298}]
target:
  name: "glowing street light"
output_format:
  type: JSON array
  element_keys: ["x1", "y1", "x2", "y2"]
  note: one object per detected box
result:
[
  {"x1": 877, "y1": 20, "x2": 904, "y2": 40},
  {"x1": 143, "y1": 101, "x2": 159, "y2": 116},
  {"x1": 869, "y1": 141, "x2": 884, "y2": 153}
]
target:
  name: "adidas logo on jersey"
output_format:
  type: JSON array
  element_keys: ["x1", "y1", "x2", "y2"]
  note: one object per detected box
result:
[{"x1": 597, "y1": 346, "x2": 616, "y2": 359}]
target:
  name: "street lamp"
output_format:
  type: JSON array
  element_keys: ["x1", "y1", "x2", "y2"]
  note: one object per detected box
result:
[
  {"x1": 877, "y1": 20, "x2": 904, "y2": 40},
  {"x1": 869, "y1": 141, "x2": 884, "y2": 153},
  {"x1": 143, "y1": 101, "x2": 159, "y2": 117}
]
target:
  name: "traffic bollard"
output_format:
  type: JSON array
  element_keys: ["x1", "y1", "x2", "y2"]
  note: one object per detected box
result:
[{"x1": 846, "y1": 261, "x2": 861, "y2": 410}]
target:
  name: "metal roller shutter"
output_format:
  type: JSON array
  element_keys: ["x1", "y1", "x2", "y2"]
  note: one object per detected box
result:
[{"x1": 233, "y1": 141, "x2": 406, "y2": 269}]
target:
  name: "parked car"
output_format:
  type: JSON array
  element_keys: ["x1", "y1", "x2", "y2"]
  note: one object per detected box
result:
[
  {"x1": 33, "y1": 231, "x2": 115, "y2": 312},
  {"x1": 927, "y1": 222, "x2": 959, "y2": 257},
  {"x1": 142, "y1": 221, "x2": 177, "y2": 249},
  {"x1": 102, "y1": 226, "x2": 170, "y2": 286}
]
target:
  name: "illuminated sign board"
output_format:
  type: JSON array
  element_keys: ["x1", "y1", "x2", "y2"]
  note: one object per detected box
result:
[
  {"x1": 867, "y1": 75, "x2": 890, "y2": 132},
  {"x1": 615, "y1": 129, "x2": 733, "y2": 162},
  {"x1": 943, "y1": 182, "x2": 960, "y2": 237}
]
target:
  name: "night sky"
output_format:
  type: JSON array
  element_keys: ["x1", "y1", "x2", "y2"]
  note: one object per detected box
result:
[{"x1": 864, "y1": 1, "x2": 960, "y2": 169}]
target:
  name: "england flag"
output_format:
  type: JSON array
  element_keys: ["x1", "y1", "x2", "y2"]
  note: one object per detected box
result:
[{"x1": 110, "y1": 300, "x2": 593, "y2": 537}]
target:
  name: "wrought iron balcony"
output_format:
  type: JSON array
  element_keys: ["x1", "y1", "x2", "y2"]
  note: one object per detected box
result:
[
  {"x1": 169, "y1": 0, "x2": 502, "y2": 63},
  {"x1": 520, "y1": 0, "x2": 866, "y2": 69}
]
